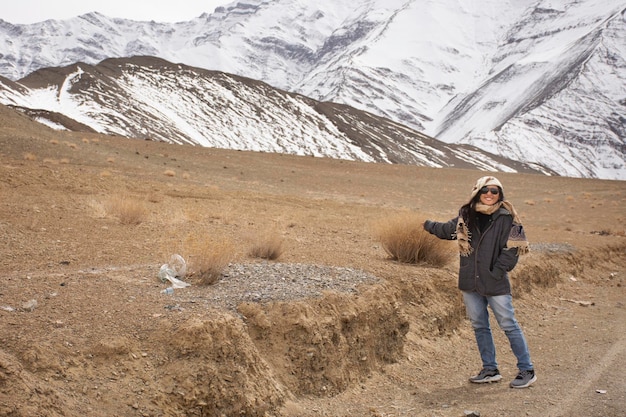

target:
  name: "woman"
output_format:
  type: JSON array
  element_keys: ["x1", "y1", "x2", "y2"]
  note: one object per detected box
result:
[{"x1": 423, "y1": 176, "x2": 536, "y2": 389}]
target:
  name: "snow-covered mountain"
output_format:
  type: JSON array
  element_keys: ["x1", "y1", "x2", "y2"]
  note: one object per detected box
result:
[
  {"x1": 0, "y1": 56, "x2": 546, "y2": 174},
  {"x1": 0, "y1": 0, "x2": 624, "y2": 179}
]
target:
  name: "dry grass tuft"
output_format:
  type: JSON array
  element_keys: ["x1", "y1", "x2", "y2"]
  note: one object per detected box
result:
[
  {"x1": 373, "y1": 213, "x2": 452, "y2": 267},
  {"x1": 105, "y1": 194, "x2": 147, "y2": 225},
  {"x1": 164, "y1": 169, "x2": 176, "y2": 177},
  {"x1": 248, "y1": 231, "x2": 284, "y2": 260},
  {"x1": 187, "y1": 239, "x2": 235, "y2": 285},
  {"x1": 23, "y1": 152, "x2": 37, "y2": 161}
]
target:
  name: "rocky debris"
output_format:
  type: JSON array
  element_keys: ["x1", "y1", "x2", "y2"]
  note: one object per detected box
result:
[{"x1": 181, "y1": 262, "x2": 380, "y2": 312}]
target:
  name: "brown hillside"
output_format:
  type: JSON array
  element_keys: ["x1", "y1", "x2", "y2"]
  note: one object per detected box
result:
[{"x1": 1, "y1": 104, "x2": 624, "y2": 416}]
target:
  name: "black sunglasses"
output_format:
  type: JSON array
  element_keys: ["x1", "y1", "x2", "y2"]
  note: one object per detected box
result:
[{"x1": 480, "y1": 186, "x2": 500, "y2": 195}]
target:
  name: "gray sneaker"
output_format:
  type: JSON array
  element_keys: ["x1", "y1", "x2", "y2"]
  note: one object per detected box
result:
[
  {"x1": 510, "y1": 369, "x2": 537, "y2": 388},
  {"x1": 469, "y1": 368, "x2": 502, "y2": 383}
]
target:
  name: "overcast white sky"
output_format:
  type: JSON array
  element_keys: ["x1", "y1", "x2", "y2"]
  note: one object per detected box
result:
[{"x1": 2, "y1": 0, "x2": 232, "y2": 24}]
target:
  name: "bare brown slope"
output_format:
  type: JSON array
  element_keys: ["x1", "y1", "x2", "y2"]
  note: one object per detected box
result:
[{"x1": 0, "y1": 105, "x2": 624, "y2": 416}]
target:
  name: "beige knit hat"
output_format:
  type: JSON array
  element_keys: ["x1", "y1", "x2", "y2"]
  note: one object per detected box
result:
[{"x1": 469, "y1": 176, "x2": 503, "y2": 201}]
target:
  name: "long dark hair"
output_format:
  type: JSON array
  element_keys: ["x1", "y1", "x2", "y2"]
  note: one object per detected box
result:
[{"x1": 459, "y1": 187, "x2": 505, "y2": 230}]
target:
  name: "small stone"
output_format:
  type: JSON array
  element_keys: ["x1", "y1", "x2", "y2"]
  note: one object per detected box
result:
[{"x1": 22, "y1": 299, "x2": 38, "y2": 312}]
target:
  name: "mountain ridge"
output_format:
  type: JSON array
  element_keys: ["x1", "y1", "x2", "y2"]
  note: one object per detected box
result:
[
  {"x1": 1, "y1": 55, "x2": 548, "y2": 175},
  {"x1": 0, "y1": 0, "x2": 624, "y2": 179}
]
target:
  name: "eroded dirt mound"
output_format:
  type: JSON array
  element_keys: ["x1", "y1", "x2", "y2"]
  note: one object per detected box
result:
[
  {"x1": 239, "y1": 286, "x2": 410, "y2": 397},
  {"x1": 0, "y1": 262, "x2": 417, "y2": 417},
  {"x1": 152, "y1": 315, "x2": 285, "y2": 416},
  {"x1": 0, "y1": 350, "x2": 70, "y2": 416}
]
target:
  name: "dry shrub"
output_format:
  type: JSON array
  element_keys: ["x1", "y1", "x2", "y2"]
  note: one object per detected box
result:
[
  {"x1": 187, "y1": 239, "x2": 235, "y2": 285},
  {"x1": 373, "y1": 214, "x2": 452, "y2": 266},
  {"x1": 105, "y1": 194, "x2": 147, "y2": 225},
  {"x1": 248, "y1": 231, "x2": 284, "y2": 260},
  {"x1": 23, "y1": 152, "x2": 37, "y2": 161},
  {"x1": 164, "y1": 169, "x2": 176, "y2": 177}
]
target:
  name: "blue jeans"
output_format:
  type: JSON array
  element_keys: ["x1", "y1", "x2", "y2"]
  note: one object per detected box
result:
[{"x1": 462, "y1": 291, "x2": 533, "y2": 371}]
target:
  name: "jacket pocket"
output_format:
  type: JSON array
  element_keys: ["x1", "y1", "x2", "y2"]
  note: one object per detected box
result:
[{"x1": 491, "y1": 267, "x2": 506, "y2": 281}]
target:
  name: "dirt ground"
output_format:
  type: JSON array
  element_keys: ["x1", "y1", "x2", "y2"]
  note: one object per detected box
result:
[{"x1": 1, "y1": 104, "x2": 625, "y2": 417}]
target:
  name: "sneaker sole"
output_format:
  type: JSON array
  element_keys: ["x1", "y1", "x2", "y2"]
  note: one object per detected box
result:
[
  {"x1": 469, "y1": 375, "x2": 502, "y2": 384},
  {"x1": 510, "y1": 375, "x2": 537, "y2": 389}
]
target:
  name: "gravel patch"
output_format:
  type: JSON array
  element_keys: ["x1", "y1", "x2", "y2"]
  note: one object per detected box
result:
[
  {"x1": 179, "y1": 262, "x2": 381, "y2": 311},
  {"x1": 530, "y1": 242, "x2": 576, "y2": 253}
]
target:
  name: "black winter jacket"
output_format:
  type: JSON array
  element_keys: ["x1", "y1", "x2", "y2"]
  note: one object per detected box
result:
[{"x1": 424, "y1": 207, "x2": 519, "y2": 296}]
